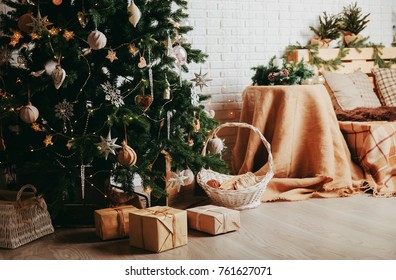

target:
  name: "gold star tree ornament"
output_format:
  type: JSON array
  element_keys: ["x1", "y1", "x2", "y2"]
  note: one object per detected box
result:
[
  {"x1": 190, "y1": 69, "x2": 212, "y2": 91},
  {"x1": 27, "y1": 10, "x2": 53, "y2": 33},
  {"x1": 106, "y1": 49, "x2": 118, "y2": 63}
]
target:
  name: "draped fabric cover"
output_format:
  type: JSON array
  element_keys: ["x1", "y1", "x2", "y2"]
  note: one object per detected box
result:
[{"x1": 232, "y1": 85, "x2": 366, "y2": 202}]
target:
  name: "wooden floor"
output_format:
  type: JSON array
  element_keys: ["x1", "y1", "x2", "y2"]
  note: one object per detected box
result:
[{"x1": 1, "y1": 194, "x2": 396, "y2": 260}]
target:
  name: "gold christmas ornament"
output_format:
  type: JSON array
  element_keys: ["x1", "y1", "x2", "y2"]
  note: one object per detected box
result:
[
  {"x1": 134, "y1": 94, "x2": 153, "y2": 112},
  {"x1": 63, "y1": 30, "x2": 75, "y2": 41},
  {"x1": 127, "y1": 0, "x2": 142, "y2": 28},
  {"x1": 29, "y1": 32, "x2": 39, "y2": 40},
  {"x1": 9, "y1": 31, "x2": 24, "y2": 47},
  {"x1": 51, "y1": 64, "x2": 66, "y2": 89},
  {"x1": 137, "y1": 57, "x2": 147, "y2": 68},
  {"x1": 31, "y1": 122, "x2": 43, "y2": 132},
  {"x1": 128, "y1": 44, "x2": 139, "y2": 56},
  {"x1": 206, "y1": 135, "x2": 224, "y2": 154},
  {"x1": 106, "y1": 49, "x2": 118, "y2": 63},
  {"x1": 117, "y1": 140, "x2": 137, "y2": 167},
  {"x1": 20, "y1": 102, "x2": 39, "y2": 124},
  {"x1": 43, "y1": 135, "x2": 54, "y2": 147},
  {"x1": 77, "y1": 11, "x2": 89, "y2": 28},
  {"x1": 48, "y1": 27, "x2": 60, "y2": 36},
  {"x1": 26, "y1": 10, "x2": 53, "y2": 33},
  {"x1": 17, "y1": 13, "x2": 34, "y2": 33},
  {"x1": 87, "y1": 30, "x2": 107, "y2": 50},
  {"x1": 193, "y1": 119, "x2": 200, "y2": 132}
]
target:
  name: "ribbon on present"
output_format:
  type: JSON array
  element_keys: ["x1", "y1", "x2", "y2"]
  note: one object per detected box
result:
[
  {"x1": 193, "y1": 205, "x2": 237, "y2": 234},
  {"x1": 140, "y1": 207, "x2": 177, "y2": 251},
  {"x1": 114, "y1": 207, "x2": 129, "y2": 238}
]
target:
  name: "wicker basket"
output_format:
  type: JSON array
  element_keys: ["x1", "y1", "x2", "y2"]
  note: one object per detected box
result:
[
  {"x1": 197, "y1": 122, "x2": 274, "y2": 210},
  {"x1": 0, "y1": 184, "x2": 54, "y2": 249}
]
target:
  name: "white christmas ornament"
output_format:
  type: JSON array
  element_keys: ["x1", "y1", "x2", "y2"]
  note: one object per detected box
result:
[
  {"x1": 179, "y1": 168, "x2": 195, "y2": 186},
  {"x1": 87, "y1": 30, "x2": 107, "y2": 50},
  {"x1": 206, "y1": 135, "x2": 225, "y2": 154},
  {"x1": 190, "y1": 88, "x2": 199, "y2": 107},
  {"x1": 101, "y1": 81, "x2": 124, "y2": 107},
  {"x1": 127, "y1": 0, "x2": 141, "y2": 28},
  {"x1": 45, "y1": 60, "x2": 58, "y2": 75},
  {"x1": 172, "y1": 45, "x2": 187, "y2": 67},
  {"x1": 20, "y1": 102, "x2": 39, "y2": 124},
  {"x1": 52, "y1": 64, "x2": 66, "y2": 89},
  {"x1": 166, "y1": 169, "x2": 194, "y2": 192},
  {"x1": 97, "y1": 130, "x2": 122, "y2": 160}
]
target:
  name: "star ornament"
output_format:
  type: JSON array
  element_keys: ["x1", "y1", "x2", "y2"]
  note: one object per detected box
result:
[
  {"x1": 63, "y1": 30, "x2": 75, "y2": 41},
  {"x1": 43, "y1": 135, "x2": 54, "y2": 147},
  {"x1": 27, "y1": 10, "x2": 53, "y2": 33},
  {"x1": 106, "y1": 49, "x2": 118, "y2": 63},
  {"x1": 190, "y1": 69, "x2": 212, "y2": 91},
  {"x1": 97, "y1": 130, "x2": 121, "y2": 160}
]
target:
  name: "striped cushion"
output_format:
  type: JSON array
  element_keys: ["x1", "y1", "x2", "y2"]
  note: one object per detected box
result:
[
  {"x1": 372, "y1": 68, "x2": 396, "y2": 107},
  {"x1": 322, "y1": 71, "x2": 381, "y2": 110},
  {"x1": 348, "y1": 71, "x2": 382, "y2": 108}
]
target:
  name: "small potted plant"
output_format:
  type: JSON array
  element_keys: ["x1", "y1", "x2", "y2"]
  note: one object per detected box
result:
[
  {"x1": 340, "y1": 2, "x2": 370, "y2": 46},
  {"x1": 309, "y1": 12, "x2": 341, "y2": 48}
]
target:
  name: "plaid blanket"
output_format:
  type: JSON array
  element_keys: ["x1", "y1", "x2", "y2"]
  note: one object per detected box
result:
[{"x1": 339, "y1": 121, "x2": 396, "y2": 197}]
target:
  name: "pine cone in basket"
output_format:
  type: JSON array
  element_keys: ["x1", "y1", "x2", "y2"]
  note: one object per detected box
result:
[{"x1": 220, "y1": 172, "x2": 258, "y2": 190}]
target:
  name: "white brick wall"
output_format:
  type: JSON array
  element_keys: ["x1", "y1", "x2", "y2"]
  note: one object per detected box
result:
[{"x1": 184, "y1": 0, "x2": 396, "y2": 161}]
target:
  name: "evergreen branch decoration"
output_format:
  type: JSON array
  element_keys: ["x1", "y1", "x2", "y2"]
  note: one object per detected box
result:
[
  {"x1": 309, "y1": 12, "x2": 341, "y2": 40},
  {"x1": 251, "y1": 56, "x2": 314, "y2": 86},
  {"x1": 340, "y1": 2, "x2": 370, "y2": 35}
]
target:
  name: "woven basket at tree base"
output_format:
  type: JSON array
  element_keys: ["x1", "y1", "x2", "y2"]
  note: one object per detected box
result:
[
  {"x1": 197, "y1": 122, "x2": 274, "y2": 210},
  {"x1": 0, "y1": 184, "x2": 54, "y2": 249}
]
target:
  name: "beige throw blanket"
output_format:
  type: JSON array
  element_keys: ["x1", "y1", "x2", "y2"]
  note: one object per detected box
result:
[{"x1": 232, "y1": 85, "x2": 366, "y2": 202}]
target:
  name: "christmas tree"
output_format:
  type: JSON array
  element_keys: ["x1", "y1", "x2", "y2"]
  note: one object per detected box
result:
[{"x1": 0, "y1": 0, "x2": 227, "y2": 216}]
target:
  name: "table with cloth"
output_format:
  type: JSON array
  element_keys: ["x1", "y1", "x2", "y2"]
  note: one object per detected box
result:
[{"x1": 232, "y1": 85, "x2": 367, "y2": 202}]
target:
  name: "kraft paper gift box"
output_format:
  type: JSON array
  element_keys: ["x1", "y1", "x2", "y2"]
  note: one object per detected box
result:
[
  {"x1": 94, "y1": 205, "x2": 139, "y2": 240},
  {"x1": 129, "y1": 206, "x2": 187, "y2": 253},
  {"x1": 187, "y1": 205, "x2": 240, "y2": 235}
]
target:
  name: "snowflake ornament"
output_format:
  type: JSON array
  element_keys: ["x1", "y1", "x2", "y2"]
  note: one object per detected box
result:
[
  {"x1": 101, "y1": 81, "x2": 124, "y2": 107},
  {"x1": 54, "y1": 99, "x2": 74, "y2": 121}
]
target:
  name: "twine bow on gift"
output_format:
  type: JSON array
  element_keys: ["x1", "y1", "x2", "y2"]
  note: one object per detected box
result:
[
  {"x1": 195, "y1": 206, "x2": 236, "y2": 234},
  {"x1": 141, "y1": 207, "x2": 177, "y2": 251},
  {"x1": 114, "y1": 207, "x2": 128, "y2": 238}
]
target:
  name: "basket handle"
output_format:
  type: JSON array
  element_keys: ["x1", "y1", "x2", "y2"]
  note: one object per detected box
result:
[
  {"x1": 16, "y1": 184, "x2": 38, "y2": 202},
  {"x1": 202, "y1": 122, "x2": 274, "y2": 172}
]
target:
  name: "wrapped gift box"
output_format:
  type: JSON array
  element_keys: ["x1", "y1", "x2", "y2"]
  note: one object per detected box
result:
[
  {"x1": 94, "y1": 205, "x2": 139, "y2": 240},
  {"x1": 129, "y1": 206, "x2": 187, "y2": 253},
  {"x1": 187, "y1": 205, "x2": 240, "y2": 235}
]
